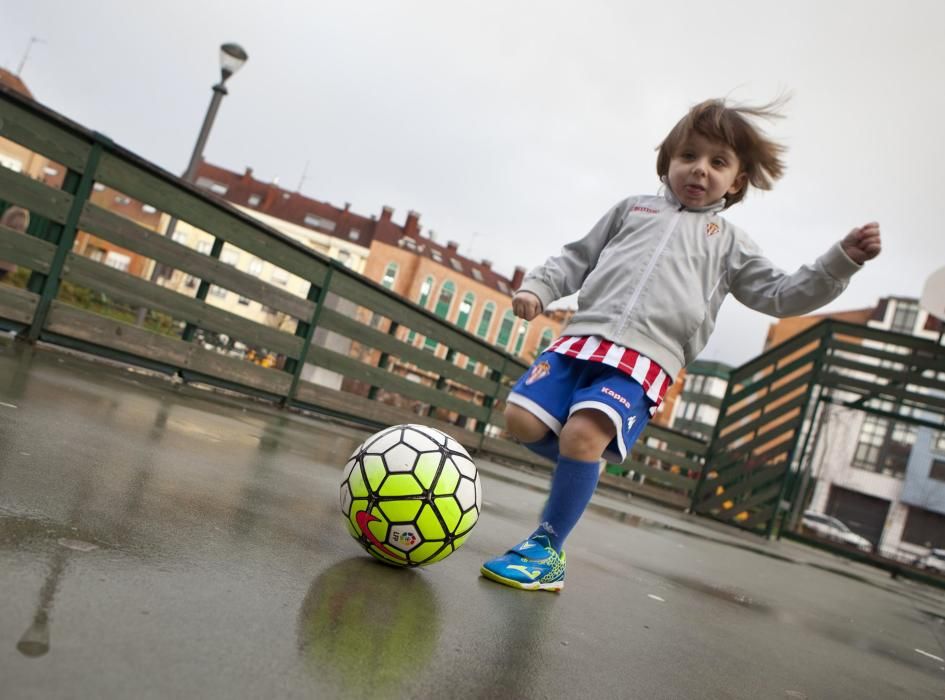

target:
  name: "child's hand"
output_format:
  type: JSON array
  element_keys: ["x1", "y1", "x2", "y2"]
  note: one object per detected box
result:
[
  {"x1": 841, "y1": 222, "x2": 882, "y2": 264},
  {"x1": 512, "y1": 291, "x2": 543, "y2": 321}
]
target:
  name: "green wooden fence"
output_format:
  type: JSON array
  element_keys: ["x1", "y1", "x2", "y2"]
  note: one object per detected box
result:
[
  {"x1": 0, "y1": 84, "x2": 708, "y2": 496},
  {"x1": 692, "y1": 318, "x2": 945, "y2": 536}
]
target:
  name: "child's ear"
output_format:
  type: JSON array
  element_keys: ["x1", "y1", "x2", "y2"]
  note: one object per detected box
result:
[{"x1": 728, "y1": 172, "x2": 748, "y2": 196}]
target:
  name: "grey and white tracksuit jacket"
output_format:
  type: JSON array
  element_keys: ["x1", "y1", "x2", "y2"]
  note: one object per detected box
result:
[{"x1": 517, "y1": 188, "x2": 862, "y2": 379}]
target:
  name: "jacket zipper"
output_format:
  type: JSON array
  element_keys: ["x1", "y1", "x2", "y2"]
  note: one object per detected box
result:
[{"x1": 615, "y1": 210, "x2": 684, "y2": 336}]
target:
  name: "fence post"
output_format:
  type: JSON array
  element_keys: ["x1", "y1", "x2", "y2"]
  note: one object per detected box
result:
[
  {"x1": 765, "y1": 324, "x2": 832, "y2": 539},
  {"x1": 25, "y1": 136, "x2": 106, "y2": 342},
  {"x1": 476, "y1": 356, "x2": 507, "y2": 453},
  {"x1": 181, "y1": 237, "x2": 225, "y2": 343},
  {"x1": 283, "y1": 263, "x2": 334, "y2": 407},
  {"x1": 368, "y1": 321, "x2": 400, "y2": 401},
  {"x1": 425, "y1": 348, "x2": 457, "y2": 419}
]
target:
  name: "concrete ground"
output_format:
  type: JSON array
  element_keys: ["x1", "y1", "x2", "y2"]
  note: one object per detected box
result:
[{"x1": 1, "y1": 339, "x2": 943, "y2": 700}]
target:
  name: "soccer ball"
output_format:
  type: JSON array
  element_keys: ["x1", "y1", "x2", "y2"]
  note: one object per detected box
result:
[{"x1": 340, "y1": 424, "x2": 482, "y2": 567}]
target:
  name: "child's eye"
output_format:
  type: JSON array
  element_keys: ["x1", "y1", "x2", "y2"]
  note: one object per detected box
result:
[{"x1": 712, "y1": 158, "x2": 727, "y2": 167}]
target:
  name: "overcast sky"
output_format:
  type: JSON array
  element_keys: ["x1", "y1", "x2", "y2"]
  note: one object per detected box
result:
[{"x1": 3, "y1": 0, "x2": 944, "y2": 366}]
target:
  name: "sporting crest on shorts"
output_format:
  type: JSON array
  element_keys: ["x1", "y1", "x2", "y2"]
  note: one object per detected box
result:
[{"x1": 525, "y1": 361, "x2": 551, "y2": 385}]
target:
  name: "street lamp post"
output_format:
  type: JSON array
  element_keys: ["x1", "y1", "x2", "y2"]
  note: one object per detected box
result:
[
  {"x1": 139, "y1": 43, "x2": 247, "y2": 326},
  {"x1": 163, "y1": 42, "x2": 248, "y2": 250}
]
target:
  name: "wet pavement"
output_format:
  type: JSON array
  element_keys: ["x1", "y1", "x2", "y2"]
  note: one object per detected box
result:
[{"x1": 1, "y1": 340, "x2": 944, "y2": 699}]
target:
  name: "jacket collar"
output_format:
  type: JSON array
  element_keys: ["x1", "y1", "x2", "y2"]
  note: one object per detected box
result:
[{"x1": 660, "y1": 180, "x2": 726, "y2": 214}]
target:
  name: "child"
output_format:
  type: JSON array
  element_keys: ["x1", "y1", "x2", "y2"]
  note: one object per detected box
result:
[{"x1": 480, "y1": 98, "x2": 881, "y2": 592}]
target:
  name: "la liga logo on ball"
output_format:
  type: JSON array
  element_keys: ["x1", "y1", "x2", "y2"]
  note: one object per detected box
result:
[{"x1": 340, "y1": 424, "x2": 482, "y2": 567}]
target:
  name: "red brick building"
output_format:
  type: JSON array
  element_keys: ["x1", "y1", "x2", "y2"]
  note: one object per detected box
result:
[{"x1": 192, "y1": 161, "x2": 567, "y2": 363}]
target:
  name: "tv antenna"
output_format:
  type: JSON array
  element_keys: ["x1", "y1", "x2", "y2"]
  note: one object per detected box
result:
[
  {"x1": 297, "y1": 160, "x2": 310, "y2": 192},
  {"x1": 17, "y1": 36, "x2": 45, "y2": 76}
]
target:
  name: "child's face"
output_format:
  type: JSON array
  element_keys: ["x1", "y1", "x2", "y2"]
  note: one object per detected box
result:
[{"x1": 667, "y1": 133, "x2": 746, "y2": 208}]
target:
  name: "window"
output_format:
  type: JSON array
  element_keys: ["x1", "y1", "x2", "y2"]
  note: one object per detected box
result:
[
  {"x1": 853, "y1": 416, "x2": 885, "y2": 469},
  {"x1": 195, "y1": 177, "x2": 228, "y2": 195},
  {"x1": 497, "y1": 280, "x2": 510, "y2": 295},
  {"x1": 171, "y1": 231, "x2": 188, "y2": 245},
  {"x1": 93, "y1": 183, "x2": 106, "y2": 192},
  {"x1": 432, "y1": 251, "x2": 443, "y2": 264},
  {"x1": 424, "y1": 281, "x2": 456, "y2": 350},
  {"x1": 514, "y1": 321, "x2": 528, "y2": 355},
  {"x1": 687, "y1": 375, "x2": 705, "y2": 395},
  {"x1": 476, "y1": 302, "x2": 495, "y2": 339},
  {"x1": 496, "y1": 310, "x2": 516, "y2": 348},
  {"x1": 0, "y1": 155, "x2": 23, "y2": 172},
  {"x1": 141, "y1": 204, "x2": 157, "y2": 214},
  {"x1": 43, "y1": 166, "x2": 59, "y2": 177},
  {"x1": 380, "y1": 263, "x2": 398, "y2": 289},
  {"x1": 450, "y1": 258, "x2": 464, "y2": 273},
  {"x1": 197, "y1": 240, "x2": 212, "y2": 255},
  {"x1": 472, "y1": 268, "x2": 484, "y2": 282},
  {"x1": 348, "y1": 229, "x2": 361, "y2": 241},
  {"x1": 934, "y1": 431, "x2": 945, "y2": 453},
  {"x1": 104, "y1": 251, "x2": 131, "y2": 272},
  {"x1": 304, "y1": 213, "x2": 336, "y2": 231},
  {"x1": 248, "y1": 194, "x2": 262, "y2": 207},
  {"x1": 890, "y1": 300, "x2": 919, "y2": 334},
  {"x1": 248, "y1": 258, "x2": 263, "y2": 277},
  {"x1": 433, "y1": 281, "x2": 455, "y2": 319},
  {"x1": 536, "y1": 328, "x2": 554, "y2": 355},
  {"x1": 930, "y1": 460, "x2": 945, "y2": 482},
  {"x1": 337, "y1": 250, "x2": 351, "y2": 268},
  {"x1": 705, "y1": 376, "x2": 728, "y2": 398},
  {"x1": 417, "y1": 277, "x2": 434, "y2": 307},
  {"x1": 114, "y1": 195, "x2": 131, "y2": 205},
  {"x1": 271, "y1": 267, "x2": 290, "y2": 285},
  {"x1": 220, "y1": 250, "x2": 239, "y2": 266},
  {"x1": 210, "y1": 285, "x2": 228, "y2": 299},
  {"x1": 238, "y1": 297, "x2": 251, "y2": 306},
  {"x1": 852, "y1": 415, "x2": 915, "y2": 477},
  {"x1": 407, "y1": 276, "x2": 435, "y2": 344},
  {"x1": 456, "y1": 293, "x2": 474, "y2": 330}
]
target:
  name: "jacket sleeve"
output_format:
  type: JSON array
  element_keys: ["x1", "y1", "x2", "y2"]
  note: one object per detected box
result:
[
  {"x1": 516, "y1": 197, "x2": 633, "y2": 310},
  {"x1": 729, "y1": 236, "x2": 863, "y2": 318}
]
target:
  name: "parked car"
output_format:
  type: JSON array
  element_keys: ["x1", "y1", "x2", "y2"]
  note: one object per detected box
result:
[
  {"x1": 915, "y1": 548, "x2": 945, "y2": 573},
  {"x1": 801, "y1": 511, "x2": 872, "y2": 552}
]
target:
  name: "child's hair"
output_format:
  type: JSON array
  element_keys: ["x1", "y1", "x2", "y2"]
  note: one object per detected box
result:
[
  {"x1": 0, "y1": 206, "x2": 30, "y2": 231},
  {"x1": 656, "y1": 98, "x2": 788, "y2": 207}
]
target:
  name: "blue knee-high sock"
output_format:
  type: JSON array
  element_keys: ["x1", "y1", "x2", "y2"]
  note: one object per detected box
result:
[
  {"x1": 523, "y1": 433, "x2": 559, "y2": 463},
  {"x1": 531, "y1": 456, "x2": 600, "y2": 552}
]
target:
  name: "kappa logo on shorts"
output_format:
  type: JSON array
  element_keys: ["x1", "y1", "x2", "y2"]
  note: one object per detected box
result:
[
  {"x1": 600, "y1": 386, "x2": 632, "y2": 410},
  {"x1": 627, "y1": 416, "x2": 636, "y2": 431},
  {"x1": 525, "y1": 361, "x2": 551, "y2": 385}
]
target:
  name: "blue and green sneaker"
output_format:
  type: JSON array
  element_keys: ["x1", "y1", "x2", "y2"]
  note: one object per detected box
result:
[{"x1": 480, "y1": 534, "x2": 566, "y2": 592}]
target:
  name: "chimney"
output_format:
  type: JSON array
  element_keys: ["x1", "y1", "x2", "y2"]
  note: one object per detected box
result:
[
  {"x1": 481, "y1": 260, "x2": 493, "y2": 269},
  {"x1": 263, "y1": 181, "x2": 280, "y2": 209},
  {"x1": 243, "y1": 167, "x2": 253, "y2": 181},
  {"x1": 511, "y1": 265, "x2": 526, "y2": 290},
  {"x1": 380, "y1": 205, "x2": 394, "y2": 223},
  {"x1": 446, "y1": 241, "x2": 459, "y2": 254},
  {"x1": 404, "y1": 210, "x2": 420, "y2": 238}
]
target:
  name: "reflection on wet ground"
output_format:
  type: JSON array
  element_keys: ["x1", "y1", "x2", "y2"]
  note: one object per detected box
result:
[{"x1": 2, "y1": 343, "x2": 944, "y2": 699}]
